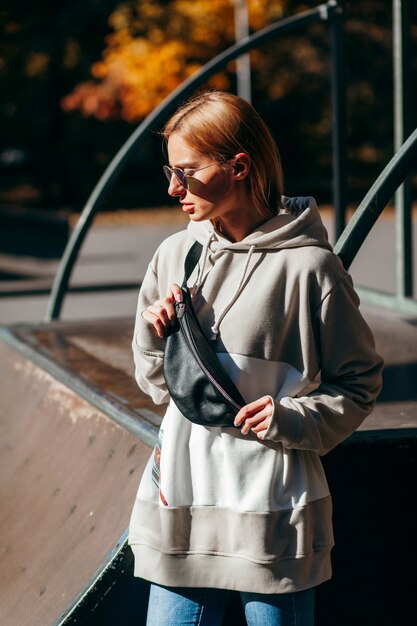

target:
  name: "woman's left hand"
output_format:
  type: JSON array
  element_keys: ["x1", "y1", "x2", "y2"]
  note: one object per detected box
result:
[{"x1": 234, "y1": 395, "x2": 274, "y2": 439}]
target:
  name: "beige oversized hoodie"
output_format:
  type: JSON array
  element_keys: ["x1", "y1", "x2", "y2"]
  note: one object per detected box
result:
[{"x1": 129, "y1": 196, "x2": 383, "y2": 593}]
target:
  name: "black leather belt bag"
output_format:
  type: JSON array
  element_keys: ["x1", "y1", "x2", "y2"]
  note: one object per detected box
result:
[{"x1": 163, "y1": 241, "x2": 245, "y2": 427}]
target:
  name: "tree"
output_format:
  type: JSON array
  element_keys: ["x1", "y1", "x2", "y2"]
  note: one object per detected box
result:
[
  {"x1": 61, "y1": 0, "x2": 284, "y2": 121},
  {"x1": 0, "y1": 0, "x2": 122, "y2": 206},
  {"x1": 1, "y1": 0, "x2": 415, "y2": 208}
]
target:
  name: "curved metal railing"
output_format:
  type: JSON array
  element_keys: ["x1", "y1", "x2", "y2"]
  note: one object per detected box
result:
[
  {"x1": 334, "y1": 126, "x2": 417, "y2": 314},
  {"x1": 46, "y1": 1, "x2": 343, "y2": 320}
]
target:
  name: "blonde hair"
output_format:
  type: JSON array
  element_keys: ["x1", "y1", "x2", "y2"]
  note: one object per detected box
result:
[{"x1": 162, "y1": 91, "x2": 283, "y2": 215}]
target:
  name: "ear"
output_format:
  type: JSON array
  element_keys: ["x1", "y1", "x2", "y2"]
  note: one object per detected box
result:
[{"x1": 232, "y1": 153, "x2": 251, "y2": 180}]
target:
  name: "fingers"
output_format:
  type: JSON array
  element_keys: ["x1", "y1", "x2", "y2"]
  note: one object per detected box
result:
[
  {"x1": 234, "y1": 395, "x2": 272, "y2": 425},
  {"x1": 141, "y1": 303, "x2": 171, "y2": 338},
  {"x1": 234, "y1": 396, "x2": 274, "y2": 437},
  {"x1": 141, "y1": 283, "x2": 183, "y2": 338},
  {"x1": 168, "y1": 283, "x2": 183, "y2": 304},
  {"x1": 239, "y1": 406, "x2": 271, "y2": 436}
]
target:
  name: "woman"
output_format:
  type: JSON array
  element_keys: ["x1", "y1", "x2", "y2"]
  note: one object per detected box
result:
[{"x1": 129, "y1": 91, "x2": 383, "y2": 625}]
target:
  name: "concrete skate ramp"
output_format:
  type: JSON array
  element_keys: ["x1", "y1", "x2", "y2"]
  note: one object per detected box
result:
[
  {"x1": 0, "y1": 309, "x2": 416, "y2": 626},
  {"x1": 0, "y1": 337, "x2": 152, "y2": 626}
]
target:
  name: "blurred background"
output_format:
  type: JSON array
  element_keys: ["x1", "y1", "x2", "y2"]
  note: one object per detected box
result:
[
  {"x1": 1, "y1": 0, "x2": 416, "y2": 210},
  {"x1": 0, "y1": 0, "x2": 416, "y2": 322}
]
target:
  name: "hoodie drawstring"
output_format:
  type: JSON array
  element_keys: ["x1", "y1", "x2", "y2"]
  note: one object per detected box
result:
[
  {"x1": 210, "y1": 245, "x2": 256, "y2": 340},
  {"x1": 193, "y1": 234, "x2": 214, "y2": 290}
]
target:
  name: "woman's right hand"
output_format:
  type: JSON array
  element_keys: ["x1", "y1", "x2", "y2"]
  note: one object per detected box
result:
[{"x1": 141, "y1": 283, "x2": 183, "y2": 339}]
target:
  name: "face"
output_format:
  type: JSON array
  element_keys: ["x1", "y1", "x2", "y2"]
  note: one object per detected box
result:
[{"x1": 166, "y1": 133, "x2": 239, "y2": 223}]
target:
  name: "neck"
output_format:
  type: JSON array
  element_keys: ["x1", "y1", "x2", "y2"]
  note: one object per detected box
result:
[{"x1": 214, "y1": 206, "x2": 273, "y2": 242}]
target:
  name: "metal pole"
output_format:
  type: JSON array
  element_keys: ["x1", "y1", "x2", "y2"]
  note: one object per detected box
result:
[
  {"x1": 393, "y1": 0, "x2": 412, "y2": 298},
  {"x1": 334, "y1": 127, "x2": 417, "y2": 271},
  {"x1": 329, "y1": 0, "x2": 347, "y2": 240},
  {"x1": 233, "y1": 0, "x2": 252, "y2": 102}
]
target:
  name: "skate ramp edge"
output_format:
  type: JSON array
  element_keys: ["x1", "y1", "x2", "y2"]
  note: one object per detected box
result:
[
  {"x1": 0, "y1": 334, "x2": 153, "y2": 626},
  {"x1": 1, "y1": 313, "x2": 416, "y2": 626}
]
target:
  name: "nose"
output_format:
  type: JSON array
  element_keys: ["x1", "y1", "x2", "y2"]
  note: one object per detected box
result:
[{"x1": 168, "y1": 172, "x2": 186, "y2": 197}]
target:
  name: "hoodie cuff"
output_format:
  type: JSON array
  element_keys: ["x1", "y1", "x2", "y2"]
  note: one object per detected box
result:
[{"x1": 263, "y1": 399, "x2": 301, "y2": 448}]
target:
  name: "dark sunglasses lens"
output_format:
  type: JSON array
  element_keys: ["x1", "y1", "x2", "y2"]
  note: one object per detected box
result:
[
  {"x1": 173, "y1": 168, "x2": 187, "y2": 188},
  {"x1": 162, "y1": 165, "x2": 172, "y2": 183},
  {"x1": 162, "y1": 166, "x2": 188, "y2": 188}
]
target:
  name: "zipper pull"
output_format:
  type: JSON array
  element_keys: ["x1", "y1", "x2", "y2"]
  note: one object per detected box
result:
[{"x1": 176, "y1": 302, "x2": 186, "y2": 319}]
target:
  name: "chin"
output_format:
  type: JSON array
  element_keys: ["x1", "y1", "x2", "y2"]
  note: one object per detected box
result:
[{"x1": 188, "y1": 212, "x2": 204, "y2": 221}]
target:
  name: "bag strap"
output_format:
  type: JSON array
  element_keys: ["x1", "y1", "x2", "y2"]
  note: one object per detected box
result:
[{"x1": 182, "y1": 241, "x2": 203, "y2": 287}]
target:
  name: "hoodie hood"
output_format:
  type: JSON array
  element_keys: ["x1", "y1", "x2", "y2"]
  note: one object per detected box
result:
[
  {"x1": 186, "y1": 196, "x2": 332, "y2": 339},
  {"x1": 187, "y1": 196, "x2": 332, "y2": 252}
]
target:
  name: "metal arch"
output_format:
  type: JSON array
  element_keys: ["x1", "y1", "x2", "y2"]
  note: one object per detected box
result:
[
  {"x1": 334, "y1": 126, "x2": 417, "y2": 271},
  {"x1": 46, "y1": 1, "x2": 339, "y2": 321}
]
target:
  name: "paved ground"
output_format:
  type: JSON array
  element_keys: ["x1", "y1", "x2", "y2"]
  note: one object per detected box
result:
[{"x1": 0, "y1": 207, "x2": 416, "y2": 324}]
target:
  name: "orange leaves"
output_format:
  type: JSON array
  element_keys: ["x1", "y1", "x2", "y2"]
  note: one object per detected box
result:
[
  {"x1": 62, "y1": 0, "x2": 286, "y2": 122},
  {"x1": 174, "y1": 0, "x2": 235, "y2": 44},
  {"x1": 25, "y1": 51, "x2": 50, "y2": 78},
  {"x1": 61, "y1": 80, "x2": 121, "y2": 120}
]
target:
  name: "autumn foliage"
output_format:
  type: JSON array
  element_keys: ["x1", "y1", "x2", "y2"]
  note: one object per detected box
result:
[{"x1": 62, "y1": 0, "x2": 285, "y2": 121}]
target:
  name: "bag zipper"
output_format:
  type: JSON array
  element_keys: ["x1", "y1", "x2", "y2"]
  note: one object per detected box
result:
[{"x1": 176, "y1": 302, "x2": 242, "y2": 412}]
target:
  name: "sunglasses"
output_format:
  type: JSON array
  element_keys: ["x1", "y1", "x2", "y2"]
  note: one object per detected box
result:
[{"x1": 162, "y1": 163, "x2": 218, "y2": 189}]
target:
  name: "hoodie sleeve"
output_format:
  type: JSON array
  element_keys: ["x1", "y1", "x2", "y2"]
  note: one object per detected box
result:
[
  {"x1": 264, "y1": 274, "x2": 384, "y2": 455},
  {"x1": 132, "y1": 259, "x2": 169, "y2": 406}
]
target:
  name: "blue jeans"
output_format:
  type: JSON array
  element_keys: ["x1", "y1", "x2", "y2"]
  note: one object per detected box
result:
[{"x1": 146, "y1": 584, "x2": 315, "y2": 626}]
